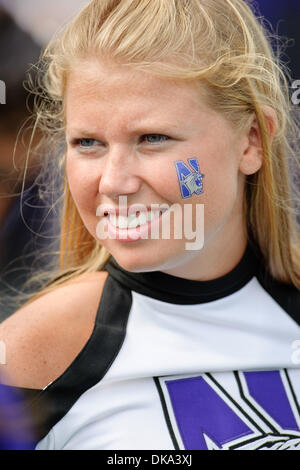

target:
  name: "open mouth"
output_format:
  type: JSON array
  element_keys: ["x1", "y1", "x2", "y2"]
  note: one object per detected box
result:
[{"x1": 104, "y1": 209, "x2": 167, "y2": 229}]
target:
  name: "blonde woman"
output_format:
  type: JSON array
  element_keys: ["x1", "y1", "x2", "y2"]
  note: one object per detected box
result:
[{"x1": 1, "y1": 0, "x2": 300, "y2": 450}]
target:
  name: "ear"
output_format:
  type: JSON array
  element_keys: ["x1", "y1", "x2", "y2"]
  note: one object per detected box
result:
[{"x1": 239, "y1": 105, "x2": 277, "y2": 176}]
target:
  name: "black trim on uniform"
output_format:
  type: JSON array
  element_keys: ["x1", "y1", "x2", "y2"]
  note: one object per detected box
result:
[
  {"x1": 0, "y1": 274, "x2": 132, "y2": 444},
  {"x1": 153, "y1": 377, "x2": 180, "y2": 450},
  {"x1": 256, "y1": 269, "x2": 300, "y2": 326},
  {"x1": 105, "y1": 243, "x2": 261, "y2": 305},
  {"x1": 105, "y1": 243, "x2": 300, "y2": 325},
  {"x1": 284, "y1": 369, "x2": 300, "y2": 417}
]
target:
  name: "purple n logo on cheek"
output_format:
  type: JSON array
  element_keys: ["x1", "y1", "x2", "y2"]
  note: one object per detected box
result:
[{"x1": 175, "y1": 158, "x2": 205, "y2": 199}]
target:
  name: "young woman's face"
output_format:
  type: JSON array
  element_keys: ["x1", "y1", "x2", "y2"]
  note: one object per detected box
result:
[{"x1": 65, "y1": 58, "x2": 256, "y2": 278}]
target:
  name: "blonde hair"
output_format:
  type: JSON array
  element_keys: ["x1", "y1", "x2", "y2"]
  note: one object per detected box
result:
[{"x1": 23, "y1": 0, "x2": 300, "y2": 303}]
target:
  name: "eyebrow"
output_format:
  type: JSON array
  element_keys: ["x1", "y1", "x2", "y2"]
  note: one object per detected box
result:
[
  {"x1": 66, "y1": 129, "x2": 99, "y2": 138},
  {"x1": 66, "y1": 123, "x2": 183, "y2": 138}
]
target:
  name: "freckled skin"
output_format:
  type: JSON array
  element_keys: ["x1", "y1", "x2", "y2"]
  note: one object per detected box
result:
[{"x1": 65, "y1": 58, "x2": 261, "y2": 281}]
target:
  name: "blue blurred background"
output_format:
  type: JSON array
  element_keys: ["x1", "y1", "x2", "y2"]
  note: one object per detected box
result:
[{"x1": 259, "y1": 0, "x2": 300, "y2": 79}]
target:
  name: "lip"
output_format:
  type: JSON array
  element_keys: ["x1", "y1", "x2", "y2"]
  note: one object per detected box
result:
[{"x1": 105, "y1": 209, "x2": 166, "y2": 242}]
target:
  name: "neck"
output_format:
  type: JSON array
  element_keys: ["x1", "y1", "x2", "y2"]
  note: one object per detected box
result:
[
  {"x1": 105, "y1": 240, "x2": 261, "y2": 305},
  {"x1": 160, "y1": 213, "x2": 248, "y2": 282}
]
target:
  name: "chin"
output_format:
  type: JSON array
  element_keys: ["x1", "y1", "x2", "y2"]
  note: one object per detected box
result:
[
  {"x1": 113, "y1": 255, "x2": 159, "y2": 273},
  {"x1": 108, "y1": 246, "x2": 166, "y2": 273},
  {"x1": 108, "y1": 235, "x2": 190, "y2": 272}
]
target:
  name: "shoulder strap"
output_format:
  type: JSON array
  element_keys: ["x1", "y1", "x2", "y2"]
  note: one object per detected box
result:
[{"x1": 2, "y1": 273, "x2": 132, "y2": 444}]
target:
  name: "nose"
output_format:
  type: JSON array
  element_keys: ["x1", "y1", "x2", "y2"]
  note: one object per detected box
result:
[{"x1": 98, "y1": 147, "x2": 142, "y2": 199}]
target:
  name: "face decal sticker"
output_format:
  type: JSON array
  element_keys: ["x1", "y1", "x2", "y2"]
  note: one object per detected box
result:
[{"x1": 175, "y1": 158, "x2": 205, "y2": 199}]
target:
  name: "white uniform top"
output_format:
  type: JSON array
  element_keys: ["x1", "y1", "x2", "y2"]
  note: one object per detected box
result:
[{"x1": 7, "y1": 243, "x2": 300, "y2": 450}]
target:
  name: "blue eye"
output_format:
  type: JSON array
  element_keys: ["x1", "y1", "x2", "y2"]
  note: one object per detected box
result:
[
  {"x1": 143, "y1": 134, "x2": 169, "y2": 144},
  {"x1": 78, "y1": 138, "x2": 97, "y2": 147}
]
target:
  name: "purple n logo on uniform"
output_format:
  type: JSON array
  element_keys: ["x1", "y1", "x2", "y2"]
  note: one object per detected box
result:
[{"x1": 159, "y1": 370, "x2": 300, "y2": 450}]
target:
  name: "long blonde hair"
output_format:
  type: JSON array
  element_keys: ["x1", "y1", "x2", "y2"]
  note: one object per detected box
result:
[{"x1": 23, "y1": 0, "x2": 300, "y2": 302}]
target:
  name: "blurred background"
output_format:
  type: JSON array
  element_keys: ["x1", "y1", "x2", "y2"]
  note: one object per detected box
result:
[
  {"x1": 0, "y1": 0, "x2": 88, "y2": 45},
  {"x1": 0, "y1": 0, "x2": 299, "y2": 321}
]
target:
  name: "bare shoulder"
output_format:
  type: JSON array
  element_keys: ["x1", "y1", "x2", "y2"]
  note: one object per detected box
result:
[{"x1": 0, "y1": 270, "x2": 109, "y2": 390}]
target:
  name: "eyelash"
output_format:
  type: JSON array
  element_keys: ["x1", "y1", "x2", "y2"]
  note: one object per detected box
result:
[
  {"x1": 73, "y1": 138, "x2": 99, "y2": 149},
  {"x1": 141, "y1": 134, "x2": 170, "y2": 144},
  {"x1": 71, "y1": 134, "x2": 170, "y2": 150}
]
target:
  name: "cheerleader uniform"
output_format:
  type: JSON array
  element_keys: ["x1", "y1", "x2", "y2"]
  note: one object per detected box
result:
[{"x1": 4, "y1": 242, "x2": 300, "y2": 450}]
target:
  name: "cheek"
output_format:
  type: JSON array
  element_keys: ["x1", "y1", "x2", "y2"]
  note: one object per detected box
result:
[
  {"x1": 66, "y1": 156, "x2": 98, "y2": 214},
  {"x1": 149, "y1": 157, "x2": 207, "y2": 202},
  {"x1": 152, "y1": 155, "x2": 237, "y2": 208},
  {"x1": 200, "y1": 158, "x2": 240, "y2": 233}
]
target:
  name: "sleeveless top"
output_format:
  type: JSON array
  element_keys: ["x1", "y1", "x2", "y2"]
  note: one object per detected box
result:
[{"x1": 2, "y1": 243, "x2": 300, "y2": 450}]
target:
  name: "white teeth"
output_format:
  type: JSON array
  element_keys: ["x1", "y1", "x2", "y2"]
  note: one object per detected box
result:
[
  {"x1": 108, "y1": 211, "x2": 162, "y2": 228},
  {"x1": 137, "y1": 212, "x2": 148, "y2": 226},
  {"x1": 147, "y1": 211, "x2": 156, "y2": 222},
  {"x1": 128, "y1": 216, "x2": 139, "y2": 229},
  {"x1": 128, "y1": 213, "x2": 138, "y2": 223},
  {"x1": 117, "y1": 215, "x2": 129, "y2": 228},
  {"x1": 109, "y1": 214, "x2": 118, "y2": 226}
]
